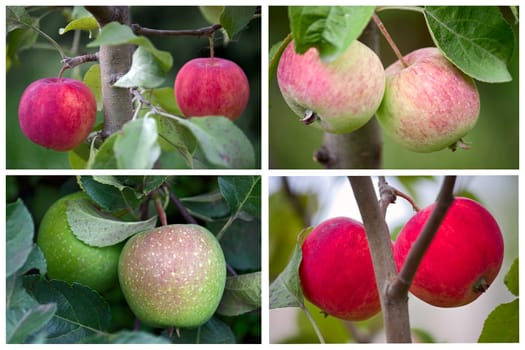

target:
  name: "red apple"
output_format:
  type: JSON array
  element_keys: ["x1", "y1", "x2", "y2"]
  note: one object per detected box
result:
[
  {"x1": 18, "y1": 77, "x2": 97, "y2": 151},
  {"x1": 277, "y1": 40, "x2": 385, "y2": 134},
  {"x1": 299, "y1": 217, "x2": 382, "y2": 321},
  {"x1": 174, "y1": 57, "x2": 250, "y2": 121},
  {"x1": 376, "y1": 47, "x2": 480, "y2": 152},
  {"x1": 394, "y1": 197, "x2": 504, "y2": 307}
]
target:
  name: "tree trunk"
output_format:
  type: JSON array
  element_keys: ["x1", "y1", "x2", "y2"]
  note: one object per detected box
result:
[{"x1": 86, "y1": 6, "x2": 133, "y2": 137}]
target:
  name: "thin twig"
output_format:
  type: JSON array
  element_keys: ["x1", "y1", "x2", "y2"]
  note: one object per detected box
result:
[
  {"x1": 131, "y1": 23, "x2": 222, "y2": 37},
  {"x1": 164, "y1": 184, "x2": 198, "y2": 225},
  {"x1": 61, "y1": 53, "x2": 99, "y2": 69},
  {"x1": 389, "y1": 176, "x2": 457, "y2": 299}
]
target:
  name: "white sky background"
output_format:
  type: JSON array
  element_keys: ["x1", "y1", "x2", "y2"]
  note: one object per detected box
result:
[{"x1": 269, "y1": 176, "x2": 518, "y2": 343}]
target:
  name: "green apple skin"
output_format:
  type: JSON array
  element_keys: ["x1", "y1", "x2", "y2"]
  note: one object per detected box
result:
[
  {"x1": 277, "y1": 40, "x2": 385, "y2": 134},
  {"x1": 376, "y1": 47, "x2": 480, "y2": 152},
  {"x1": 37, "y1": 192, "x2": 122, "y2": 293},
  {"x1": 118, "y1": 224, "x2": 226, "y2": 328}
]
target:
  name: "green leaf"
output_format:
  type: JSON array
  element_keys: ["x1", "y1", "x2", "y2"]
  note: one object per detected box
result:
[
  {"x1": 66, "y1": 195, "x2": 157, "y2": 247},
  {"x1": 114, "y1": 47, "x2": 166, "y2": 88},
  {"x1": 289, "y1": 6, "x2": 375, "y2": 62},
  {"x1": 181, "y1": 191, "x2": 230, "y2": 221},
  {"x1": 82, "y1": 331, "x2": 170, "y2": 344},
  {"x1": 219, "y1": 176, "x2": 261, "y2": 219},
  {"x1": 200, "y1": 6, "x2": 224, "y2": 24},
  {"x1": 7, "y1": 303, "x2": 57, "y2": 344},
  {"x1": 77, "y1": 176, "x2": 141, "y2": 211},
  {"x1": 504, "y1": 257, "x2": 519, "y2": 296},
  {"x1": 215, "y1": 218, "x2": 261, "y2": 271},
  {"x1": 87, "y1": 133, "x2": 118, "y2": 169},
  {"x1": 424, "y1": 6, "x2": 515, "y2": 82},
  {"x1": 59, "y1": 16, "x2": 98, "y2": 36},
  {"x1": 217, "y1": 272, "x2": 261, "y2": 316},
  {"x1": 20, "y1": 245, "x2": 47, "y2": 276},
  {"x1": 6, "y1": 6, "x2": 33, "y2": 32},
  {"x1": 83, "y1": 64, "x2": 102, "y2": 110},
  {"x1": 220, "y1": 6, "x2": 256, "y2": 38},
  {"x1": 114, "y1": 117, "x2": 161, "y2": 169},
  {"x1": 23, "y1": 277, "x2": 111, "y2": 343},
  {"x1": 6, "y1": 199, "x2": 34, "y2": 278},
  {"x1": 88, "y1": 22, "x2": 172, "y2": 73},
  {"x1": 7, "y1": 274, "x2": 38, "y2": 310},
  {"x1": 147, "y1": 87, "x2": 182, "y2": 115},
  {"x1": 177, "y1": 116, "x2": 255, "y2": 169},
  {"x1": 154, "y1": 114, "x2": 194, "y2": 167},
  {"x1": 170, "y1": 317, "x2": 236, "y2": 344},
  {"x1": 269, "y1": 228, "x2": 312, "y2": 309},
  {"x1": 478, "y1": 299, "x2": 519, "y2": 342},
  {"x1": 269, "y1": 34, "x2": 292, "y2": 82}
]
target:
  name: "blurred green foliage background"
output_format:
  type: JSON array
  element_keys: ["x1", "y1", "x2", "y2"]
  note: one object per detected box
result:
[
  {"x1": 269, "y1": 7, "x2": 519, "y2": 169},
  {"x1": 7, "y1": 6, "x2": 261, "y2": 169}
]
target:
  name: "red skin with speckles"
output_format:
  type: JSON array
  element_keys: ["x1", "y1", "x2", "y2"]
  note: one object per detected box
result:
[
  {"x1": 299, "y1": 217, "x2": 384, "y2": 321},
  {"x1": 394, "y1": 197, "x2": 504, "y2": 307},
  {"x1": 377, "y1": 47, "x2": 480, "y2": 152},
  {"x1": 18, "y1": 78, "x2": 97, "y2": 151},
  {"x1": 174, "y1": 57, "x2": 249, "y2": 121}
]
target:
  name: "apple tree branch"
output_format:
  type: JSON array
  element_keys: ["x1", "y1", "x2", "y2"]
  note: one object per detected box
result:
[
  {"x1": 349, "y1": 176, "x2": 411, "y2": 342},
  {"x1": 388, "y1": 176, "x2": 456, "y2": 299}
]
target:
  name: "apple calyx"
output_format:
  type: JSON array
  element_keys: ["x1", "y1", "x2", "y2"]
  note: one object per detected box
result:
[
  {"x1": 473, "y1": 278, "x2": 489, "y2": 294},
  {"x1": 301, "y1": 110, "x2": 319, "y2": 125},
  {"x1": 449, "y1": 138, "x2": 471, "y2": 152}
]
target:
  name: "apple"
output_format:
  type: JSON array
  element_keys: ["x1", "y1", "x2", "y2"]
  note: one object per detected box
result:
[
  {"x1": 18, "y1": 77, "x2": 97, "y2": 151},
  {"x1": 299, "y1": 217, "x2": 382, "y2": 321},
  {"x1": 37, "y1": 192, "x2": 122, "y2": 293},
  {"x1": 118, "y1": 224, "x2": 226, "y2": 327},
  {"x1": 277, "y1": 40, "x2": 385, "y2": 134},
  {"x1": 174, "y1": 57, "x2": 250, "y2": 121},
  {"x1": 394, "y1": 197, "x2": 504, "y2": 307},
  {"x1": 376, "y1": 47, "x2": 480, "y2": 152}
]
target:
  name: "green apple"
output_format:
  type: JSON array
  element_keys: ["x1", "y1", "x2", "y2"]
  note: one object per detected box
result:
[
  {"x1": 118, "y1": 224, "x2": 226, "y2": 328},
  {"x1": 37, "y1": 192, "x2": 122, "y2": 293}
]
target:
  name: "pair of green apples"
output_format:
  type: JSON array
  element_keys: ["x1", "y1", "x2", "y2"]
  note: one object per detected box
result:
[{"x1": 37, "y1": 192, "x2": 226, "y2": 328}]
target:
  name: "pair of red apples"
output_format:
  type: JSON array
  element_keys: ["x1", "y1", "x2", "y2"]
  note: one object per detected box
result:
[
  {"x1": 18, "y1": 57, "x2": 249, "y2": 151},
  {"x1": 299, "y1": 197, "x2": 504, "y2": 321}
]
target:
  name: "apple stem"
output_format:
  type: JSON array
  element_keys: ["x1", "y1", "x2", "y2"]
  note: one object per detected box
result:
[
  {"x1": 153, "y1": 194, "x2": 168, "y2": 226},
  {"x1": 209, "y1": 33, "x2": 215, "y2": 63},
  {"x1": 449, "y1": 138, "x2": 471, "y2": 152},
  {"x1": 57, "y1": 65, "x2": 67, "y2": 82},
  {"x1": 372, "y1": 13, "x2": 409, "y2": 68}
]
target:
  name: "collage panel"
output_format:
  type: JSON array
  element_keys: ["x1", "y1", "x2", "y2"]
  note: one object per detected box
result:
[
  {"x1": 6, "y1": 175, "x2": 261, "y2": 344},
  {"x1": 269, "y1": 176, "x2": 518, "y2": 343},
  {"x1": 269, "y1": 6, "x2": 519, "y2": 169},
  {"x1": 6, "y1": 6, "x2": 261, "y2": 170}
]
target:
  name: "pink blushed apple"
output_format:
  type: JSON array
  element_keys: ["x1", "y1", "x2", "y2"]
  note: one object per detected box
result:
[
  {"x1": 174, "y1": 57, "x2": 250, "y2": 121},
  {"x1": 394, "y1": 197, "x2": 503, "y2": 307},
  {"x1": 18, "y1": 77, "x2": 97, "y2": 151},
  {"x1": 277, "y1": 40, "x2": 385, "y2": 134},
  {"x1": 377, "y1": 47, "x2": 480, "y2": 152}
]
